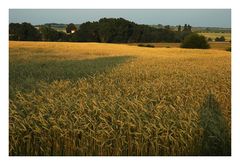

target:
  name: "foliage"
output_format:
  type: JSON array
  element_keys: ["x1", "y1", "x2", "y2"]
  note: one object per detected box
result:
[
  {"x1": 199, "y1": 33, "x2": 231, "y2": 42},
  {"x1": 207, "y1": 38, "x2": 213, "y2": 42},
  {"x1": 215, "y1": 36, "x2": 226, "y2": 42},
  {"x1": 73, "y1": 18, "x2": 174, "y2": 43},
  {"x1": 9, "y1": 23, "x2": 41, "y2": 41},
  {"x1": 9, "y1": 41, "x2": 231, "y2": 156},
  {"x1": 9, "y1": 18, "x2": 193, "y2": 43},
  {"x1": 181, "y1": 33, "x2": 210, "y2": 49},
  {"x1": 183, "y1": 24, "x2": 192, "y2": 32},
  {"x1": 39, "y1": 25, "x2": 68, "y2": 41},
  {"x1": 71, "y1": 21, "x2": 100, "y2": 42}
]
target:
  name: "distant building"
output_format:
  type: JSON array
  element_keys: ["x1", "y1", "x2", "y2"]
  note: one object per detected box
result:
[
  {"x1": 35, "y1": 26, "x2": 40, "y2": 30},
  {"x1": 66, "y1": 23, "x2": 77, "y2": 34},
  {"x1": 71, "y1": 29, "x2": 76, "y2": 34}
]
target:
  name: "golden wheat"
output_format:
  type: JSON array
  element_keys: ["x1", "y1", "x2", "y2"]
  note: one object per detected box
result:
[{"x1": 9, "y1": 41, "x2": 231, "y2": 156}]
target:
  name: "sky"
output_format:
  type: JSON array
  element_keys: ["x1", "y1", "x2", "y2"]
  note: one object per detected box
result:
[{"x1": 9, "y1": 9, "x2": 231, "y2": 28}]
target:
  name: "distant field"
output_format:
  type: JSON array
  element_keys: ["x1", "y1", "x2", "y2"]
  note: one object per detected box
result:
[
  {"x1": 54, "y1": 27, "x2": 66, "y2": 32},
  {"x1": 9, "y1": 41, "x2": 231, "y2": 156},
  {"x1": 128, "y1": 42, "x2": 231, "y2": 51},
  {"x1": 199, "y1": 32, "x2": 231, "y2": 41}
]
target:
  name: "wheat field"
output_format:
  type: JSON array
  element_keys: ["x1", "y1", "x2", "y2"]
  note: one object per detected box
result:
[
  {"x1": 199, "y1": 32, "x2": 231, "y2": 41},
  {"x1": 9, "y1": 41, "x2": 231, "y2": 156},
  {"x1": 128, "y1": 42, "x2": 231, "y2": 51}
]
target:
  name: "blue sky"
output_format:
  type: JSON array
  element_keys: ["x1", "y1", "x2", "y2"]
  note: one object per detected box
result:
[{"x1": 9, "y1": 9, "x2": 231, "y2": 28}]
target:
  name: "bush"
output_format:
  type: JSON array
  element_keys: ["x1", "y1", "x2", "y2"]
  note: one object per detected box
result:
[
  {"x1": 180, "y1": 33, "x2": 210, "y2": 49},
  {"x1": 138, "y1": 44, "x2": 155, "y2": 48},
  {"x1": 215, "y1": 36, "x2": 225, "y2": 42},
  {"x1": 208, "y1": 37, "x2": 213, "y2": 42},
  {"x1": 146, "y1": 44, "x2": 155, "y2": 48}
]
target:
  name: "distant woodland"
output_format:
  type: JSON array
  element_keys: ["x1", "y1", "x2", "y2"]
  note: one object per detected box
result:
[{"x1": 9, "y1": 18, "x2": 194, "y2": 43}]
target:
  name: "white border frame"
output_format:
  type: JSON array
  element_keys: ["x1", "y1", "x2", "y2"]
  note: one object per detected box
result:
[{"x1": 1, "y1": 1, "x2": 239, "y2": 165}]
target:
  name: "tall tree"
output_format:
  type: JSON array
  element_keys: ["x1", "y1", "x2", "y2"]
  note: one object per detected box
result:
[
  {"x1": 183, "y1": 24, "x2": 188, "y2": 31},
  {"x1": 164, "y1": 25, "x2": 170, "y2": 30},
  {"x1": 178, "y1": 25, "x2": 181, "y2": 32},
  {"x1": 187, "y1": 24, "x2": 192, "y2": 32}
]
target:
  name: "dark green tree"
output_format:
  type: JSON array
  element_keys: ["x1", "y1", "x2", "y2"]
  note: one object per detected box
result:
[
  {"x1": 178, "y1": 25, "x2": 181, "y2": 32},
  {"x1": 71, "y1": 21, "x2": 100, "y2": 42},
  {"x1": 9, "y1": 18, "x2": 187, "y2": 43},
  {"x1": 187, "y1": 24, "x2": 192, "y2": 32},
  {"x1": 183, "y1": 24, "x2": 188, "y2": 31},
  {"x1": 183, "y1": 24, "x2": 192, "y2": 32},
  {"x1": 39, "y1": 25, "x2": 65, "y2": 41},
  {"x1": 164, "y1": 25, "x2": 170, "y2": 30},
  {"x1": 9, "y1": 22, "x2": 41, "y2": 41}
]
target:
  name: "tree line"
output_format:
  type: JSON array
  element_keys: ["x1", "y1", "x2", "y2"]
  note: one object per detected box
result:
[{"x1": 9, "y1": 18, "x2": 193, "y2": 43}]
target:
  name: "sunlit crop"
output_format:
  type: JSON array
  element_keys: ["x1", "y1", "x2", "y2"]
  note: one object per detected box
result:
[{"x1": 9, "y1": 41, "x2": 231, "y2": 156}]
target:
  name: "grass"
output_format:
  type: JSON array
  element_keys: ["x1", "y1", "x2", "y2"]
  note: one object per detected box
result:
[{"x1": 9, "y1": 41, "x2": 231, "y2": 156}]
